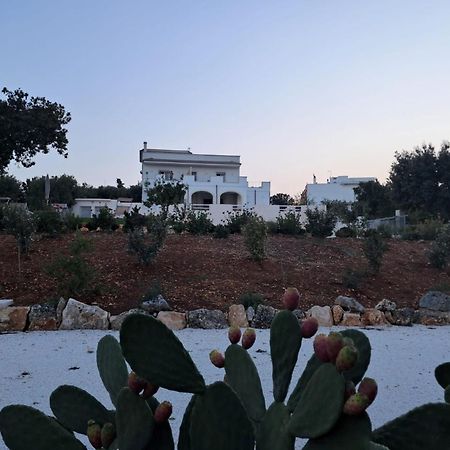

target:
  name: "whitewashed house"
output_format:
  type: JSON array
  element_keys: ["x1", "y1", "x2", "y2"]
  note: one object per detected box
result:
[
  {"x1": 305, "y1": 175, "x2": 376, "y2": 205},
  {"x1": 140, "y1": 142, "x2": 270, "y2": 207}
]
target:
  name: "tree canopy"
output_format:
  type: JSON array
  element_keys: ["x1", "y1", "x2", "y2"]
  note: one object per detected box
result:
[
  {"x1": 0, "y1": 88, "x2": 71, "y2": 174},
  {"x1": 270, "y1": 193, "x2": 294, "y2": 205}
]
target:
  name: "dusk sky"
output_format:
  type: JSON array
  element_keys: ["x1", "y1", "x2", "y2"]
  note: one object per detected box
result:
[{"x1": 3, "y1": 1, "x2": 450, "y2": 195}]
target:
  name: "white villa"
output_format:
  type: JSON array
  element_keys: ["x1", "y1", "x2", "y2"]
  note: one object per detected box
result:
[
  {"x1": 305, "y1": 175, "x2": 376, "y2": 205},
  {"x1": 140, "y1": 142, "x2": 270, "y2": 207}
]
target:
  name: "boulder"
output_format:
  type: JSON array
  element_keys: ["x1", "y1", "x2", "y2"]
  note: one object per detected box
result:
[
  {"x1": 0, "y1": 306, "x2": 29, "y2": 332},
  {"x1": 228, "y1": 304, "x2": 249, "y2": 328},
  {"x1": 332, "y1": 305, "x2": 344, "y2": 325},
  {"x1": 246, "y1": 306, "x2": 255, "y2": 324},
  {"x1": 59, "y1": 298, "x2": 109, "y2": 330},
  {"x1": 157, "y1": 311, "x2": 187, "y2": 330},
  {"x1": 361, "y1": 308, "x2": 389, "y2": 326},
  {"x1": 0, "y1": 299, "x2": 14, "y2": 310},
  {"x1": 252, "y1": 305, "x2": 277, "y2": 329},
  {"x1": 28, "y1": 303, "x2": 58, "y2": 331},
  {"x1": 385, "y1": 307, "x2": 415, "y2": 326},
  {"x1": 334, "y1": 296, "x2": 365, "y2": 314},
  {"x1": 340, "y1": 312, "x2": 363, "y2": 327},
  {"x1": 375, "y1": 299, "x2": 397, "y2": 312},
  {"x1": 141, "y1": 295, "x2": 171, "y2": 314},
  {"x1": 416, "y1": 309, "x2": 450, "y2": 326},
  {"x1": 187, "y1": 309, "x2": 228, "y2": 329},
  {"x1": 56, "y1": 298, "x2": 68, "y2": 326},
  {"x1": 306, "y1": 306, "x2": 333, "y2": 327},
  {"x1": 110, "y1": 309, "x2": 150, "y2": 330},
  {"x1": 292, "y1": 309, "x2": 306, "y2": 322},
  {"x1": 419, "y1": 291, "x2": 450, "y2": 312}
]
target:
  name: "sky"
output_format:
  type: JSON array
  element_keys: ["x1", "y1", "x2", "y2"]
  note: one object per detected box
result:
[{"x1": 2, "y1": 0, "x2": 450, "y2": 196}]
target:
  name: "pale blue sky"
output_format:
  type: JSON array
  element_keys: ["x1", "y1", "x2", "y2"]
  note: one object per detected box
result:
[{"x1": 2, "y1": 1, "x2": 450, "y2": 195}]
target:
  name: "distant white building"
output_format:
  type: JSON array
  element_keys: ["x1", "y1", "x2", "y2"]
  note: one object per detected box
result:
[
  {"x1": 305, "y1": 175, "x2": 376, "y2": 205},
  {"x1": 140, "y1": 142, "x2": 270, "y2": 207}
]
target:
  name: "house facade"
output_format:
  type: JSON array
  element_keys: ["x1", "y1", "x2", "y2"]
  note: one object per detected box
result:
[
  {"x1": 140, "y1": 142, "x2": 270, "y2": 207},
  {"x1": 305, "y1": 175, "x2": 376, "y2": 205}
]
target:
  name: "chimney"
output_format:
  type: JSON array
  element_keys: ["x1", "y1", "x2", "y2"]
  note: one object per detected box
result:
[{"x1": 143, "y1": 141, "x2": 148, "y2": 150}]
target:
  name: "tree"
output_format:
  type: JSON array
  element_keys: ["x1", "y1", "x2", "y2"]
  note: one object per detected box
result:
[
  {"x1": 353, "y1": 180, "x2": 395, "y2": 219},
  {"x1": 0, "y1": 174, "x2": 24, "y2": 201},
  {"x1": 144, "y1": 180, "x2": 186, "y2": 220},
  {"x1": 270, "y1": 193, "x2": 294, "y2": 205},
  {"x1": 116, "y1": 178, "x2": 125, "y2": 189},
  {"x1": 0, "y1": 88, "x2": 71, "y2": 173},
  {"x1": 437, "y1": 142, "x2": 450, "y2": 220}
]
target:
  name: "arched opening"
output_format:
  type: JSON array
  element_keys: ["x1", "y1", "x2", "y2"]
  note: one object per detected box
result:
[
  {"x1": 220, "y1": 192, "x2": 241, "y2": 205},
  {"x1": 191, "y1": 191, "x2": 213, "y2": 205}
]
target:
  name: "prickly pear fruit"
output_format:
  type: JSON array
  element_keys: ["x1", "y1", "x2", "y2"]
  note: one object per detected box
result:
[
  {"x1": 87, "y1": 420, "x2": 102, "y2": 449},
  {"x1": 242, "y1": 328, "x2": 256, "y2": 349},
  {"x1": 282, "y1": 287, "x2": 300, "y2": 311},
  {"x1": 209, "y1": 349, "x2": 225, "y2": 368},
  {"x1": 101, "y1": 422, "x2": 116, "y2": 449},
  {"x1": 326, "y1": 332, "x2": 344, "y2": 363},
  {"x1": 336, "y1": 345, "x2": 358, "y2": 372},
  {"x1": 128, "y1": 371, "x2": 147, "y2": 394},
  {"x1": 343, "y1": 393, "x2": 370, "y2": 415},
  {"x1": 358, "y1": 377, "x2": 378, "y2": 405},
  {"x1": 228, "y1": 326, "x2": 242, "y2": 344},
  {"x1": 344, "y1": 380, "x2": 356, "y2": 400},
  {"x1": 300, "y1": 317, "x2": 319, "y2": 338},
  {"x1": 313, "y1": 334, "x2": 330, "y2": 362},
  {"x1": 154, "y1": 401, "x2": 173, "y2": 424},
  {"x1": 343, "y1": 337, "x2": 355, "y2": 347},
  {"x1": 142, "y1": 382, "x2": 159, "y2": 399}
]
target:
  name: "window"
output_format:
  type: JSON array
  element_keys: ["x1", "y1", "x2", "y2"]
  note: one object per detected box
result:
[
  {"x1": 192, "y1": 171, "x2": 197, "y2": 181},
  {"x1": 216, "y1": 172, "x2": 226, "y2": 180},
  {"x1": 159, "y1": 170, "x2": 173, "y2": 181}
]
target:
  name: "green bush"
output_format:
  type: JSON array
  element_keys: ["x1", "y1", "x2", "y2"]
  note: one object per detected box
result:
[
  {"x1": 224, "y1": 210, "x2": 256, "y2": 234},
  {"x1": 342, "y1": 267, "x2": 366, "y2": 289},
  {"x1": 265, "y1": 220, "x2": 279, "y2": 235},
  {"x1": 428, "y1": 225, "x2": 450, "y2": 269},
  {"x1": 276, "y1": 211, "x2": 305, "y2": 236},
  {"x1": 401, "y1": 219, "x2": 445, "y2": 241},
  {"x1": 46, "y1": 233, "x2": 94, "y2": 298},
  {"x1": 335, "y1": 226, "x2": 356, "y2": 238},
  {"x1": 184, "y1": 211, "x2": 214, "y2": 235},
  {"x1": 2, "y1": 205, "x2": 35, "y2": 255},
  {"x1": 376, "y1": 224, "x2": 393, "y2": 238},
  {"x1": 243, "y1": 215, "x2": 267, "y2": 261},
  {"x1": 145, "y1": 213, "x2": 167, "y2": 243},
  {"x1": 363, "y1": 230, "x2": 388, "y2": 273},
  {"x1": 213, "y1": 224, "x2": 230, "y2": 239},
  {"x1": 141, "y1": 280, "x2": 163, "y2": 302},
  {"x1": 87, "y1": 207, "x2": 118, "y2": 231},
  {"x1": 62, "y1": 213, "x2": 83, "y2": 232},
  {"x1": 123, "y1": 206, "x2": 147, "y2": 233},
  {"x1": 239, "y1": 291, "x2": 265, "y2": 309},
  {"x1": 34, "y1": 208, "x2": 64, "y2": 237},
  {"x1": 305, "y1": 208, "x2": 337, "y2": 238},
  {"x1": 127, "y1": 230, "x2": 162, "y2": 266}
]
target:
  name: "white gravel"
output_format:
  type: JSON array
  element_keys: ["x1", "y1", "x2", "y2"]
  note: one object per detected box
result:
[{"x1": 1, "y1": 325, "x2": 450, "y2": 449}]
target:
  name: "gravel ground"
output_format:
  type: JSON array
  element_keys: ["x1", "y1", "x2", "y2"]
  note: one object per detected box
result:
[{"x1": 1, "y1": 325, "x2": 450, "y2": 449}]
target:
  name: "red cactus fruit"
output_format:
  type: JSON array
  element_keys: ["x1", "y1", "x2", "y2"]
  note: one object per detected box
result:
[
  {"x1": 344, "y1": 380, "x2": 356, "y2": 400},
  {"x1": 209, "y1": 350, "x2": 225, "y2": 368},
  {"x1": 300, "y1": 317, "x2": 319, "y2": 339},
  {"x1": 100, "y1": 423, "x2": 116, "y2": 449},
  {"x1": 242, "y1": 328, "x2": 256, "y2": 350},
  {"x1": 282, "y1": 287, "x2": 300, "y2": 311},
  {"x1": 154, "y1": 401, "x2": 173, "y2": 424},
  {"x1": 313, "y1": 334, "x2": 330, "y2": 362},
  {"x1": 141, "y1": 382, "x2": 159, "y2": 399},
  {"x1": 358, "y1": 377, "x2": 378, "y2": 405},
  {"x1": 335, "y1": 345, "x2": 358, "y2": 372},
  {"x1": 128, "y1": 371, "x2": 147, "y2": 394},
  {"x1": 228, "y1": 326, "x2": 242, "y2": 344},
  {"x1": 326, "y1": 332, "x2": 344, "y2": 363},
  {"x1": 87, "y1": 420, "x2": 102, "y2": 449},
  {"x1": 343, "y1": 393, "x2": 370, "y2": 415}
]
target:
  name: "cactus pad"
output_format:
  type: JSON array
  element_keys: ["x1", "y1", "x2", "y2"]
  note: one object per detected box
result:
[
  {"x1": 178, "y1": 395, "x2": 197, "y2": 450},
  {"x1": 339, "y1": 329, "x2": 371, "y2": 385},
  {"x1": 0, "y1": 405, "x2": 86, "y2": 450},
  {"x1": 435, "y1": 362, "x2": 450, "y2": 389},
  {"x1": 256, "y1": 402, "x2": 294, "y2": 450},
  {"x1": 288, "y1": 363, "x2": 345, "y2": 438},
  {"x1": 270, "y1": 310, "x2": 302, "y2": 402},
  {"x1": 120, "y1": 314, "x2": 205, "y2": 393}
]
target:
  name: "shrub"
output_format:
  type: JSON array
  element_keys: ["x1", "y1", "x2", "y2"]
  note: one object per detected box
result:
[
  {"x1": 62, "y1": 213, "x2": 83, "y2": 232},
  {"x1": 276, "y1": 211, "x2": 305, "y2": 236},
  {"x1": 184, "y1": 211, "x2": 214, "y2": 235},
  {"x1": 243, "y1": 215, "x2": 267, "y2": 261},
  {"x1": 141, "y1": 280, "x2": 163, "y2": 302},
  {"x1": 87, "y1": 207, "x2": 118, "y2": 231},
  {"x1": 376, "y1": 224, "x2": 393, "y2": 239},
  {"x1": 46, "y1": 233, "x2": 94, "y2": 298},
  {"x1": 2, "y1": 205, "x2": 35, "y2": 255},
  {"x1": 145, "y1": 213, "x2": 167, "y2": 243},
  {"x1": 335, "y1": 226, "x2": 356, "y2": 238},
  {"x1": 34, "y1": 208, "x2": 64, "y2": 237},
  {"x1": 401, "y1": 219, "x2": 445, "y2": 241},
  {"x1": 428, "y1": 225, "x2": 450, "y2": 269},
  {"x1": 265, "y1": 220, "x2": 279, "y2": 235},
  {"x1": 305, "y1": 208, "x2": 337, "y2": 238},
  {"x1": 224, "y1": 210, "x2": 256, "y2": 234},
  {"x1": 213, "y1": 224, "x2": 230, "y2": 239},
  {"x1": 123, "y1": 206, "x2": 147, "y2": 233},
  {"x1": 342, "y1": 267, "x2": 366, "y2": 289},
  {"x1": 239, "y1": 291, "x2": 264, "y2": 309},
  {"x1": 363, "y1": 230, "x2": 388, "y2": 273}
]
